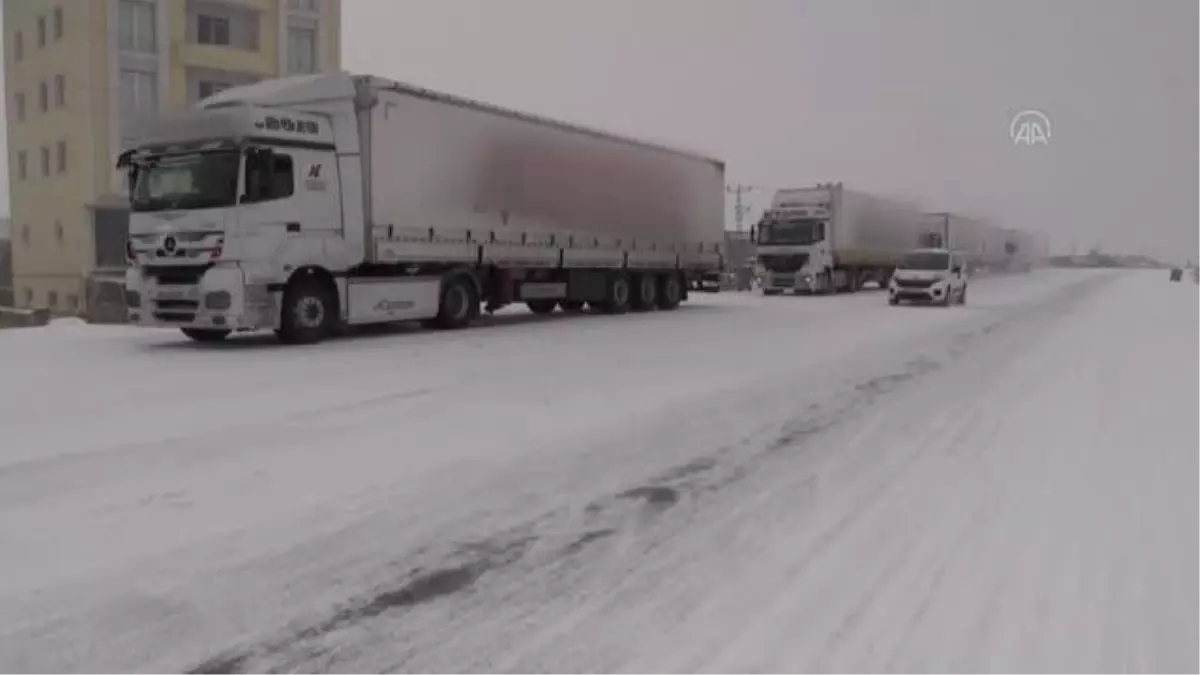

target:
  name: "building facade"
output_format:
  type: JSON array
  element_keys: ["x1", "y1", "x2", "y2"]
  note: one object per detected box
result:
[{"x1": 3, "y1": 0, "x2": 341, "y2": 314}]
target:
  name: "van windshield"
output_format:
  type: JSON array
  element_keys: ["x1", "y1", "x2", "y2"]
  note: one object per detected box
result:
[
  {"x1": 898, "y1": 251, "x2": 951, "y2": 270},
  {"x1": 131, "y1": 151, "x2": 240, "y2": 213}
]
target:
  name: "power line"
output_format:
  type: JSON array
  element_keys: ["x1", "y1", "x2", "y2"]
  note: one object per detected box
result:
[{"x1": 726, "y1": 183, "x2": 759, "y2": 232}]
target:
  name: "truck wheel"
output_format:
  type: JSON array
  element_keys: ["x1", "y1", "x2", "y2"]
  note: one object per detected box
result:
[
  {"x1": 657, "y1": 274, "x2": 683, "y2": 310},
  {"x1": 631, "y1": 274, "x2": 658, "y2": 311},
  {"x1": 277, "y1": 278, "x2": 336, "y2": 344},
  {"x1": 526, "y1": 299, "x2": 557, "y2": 315},
  {"x1": 600, "y1": 273, "x2": 632, "y2": 314},
  {"x1": 431, "y1": 275, "x2": 480, "y2": 329},
  {"x1": 559, "y1": 300, "x2": 585, "y2": 312},
  {"x1": 181, "y1": 328, "x2": 231, "y2": 343},
  {"x1": 762, "y1": 289, "x2": 783, "y2": 296}
]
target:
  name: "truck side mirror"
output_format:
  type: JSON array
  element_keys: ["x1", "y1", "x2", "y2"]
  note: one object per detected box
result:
[{"x1": 115, "y1": 149, "x2": 134, "y2": 169}]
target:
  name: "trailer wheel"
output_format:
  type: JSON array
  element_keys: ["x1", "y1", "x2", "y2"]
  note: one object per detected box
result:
[
  {"x1": 277, "y1": 277, "x2": 337, "y2": 344},
  {"x1": 181, "y1": 328, "x2": 231, "y2": 343},
  {"x1": 631, "y1": 274, "x2": 658, "y2": 311},
  {"x1": 559, "y1": 300, "x2": 585, "y2": 312},
  {"x1": 657, "y1": 274, "x2": 683, "y2": 310},
  {"x1": 600, "y1": 273, "x2": 632, "y2": 314},
  {"x1": 526, "y1": 299, "x2": 557, "y2": 315},
  {"x1": 429, "y1": 275, "x2": 480, "y2": 329}
]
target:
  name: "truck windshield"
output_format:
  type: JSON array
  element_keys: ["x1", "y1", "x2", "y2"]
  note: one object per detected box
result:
[
  {"x1": 898, "y1": 251, "x2": 951, "y2": 270},
  {"x1": 131, "y1": 151, "x2": 240, "y2": 213},
  {"x1": 759, "y1": 218, "x2": 826, "y2": 245}
]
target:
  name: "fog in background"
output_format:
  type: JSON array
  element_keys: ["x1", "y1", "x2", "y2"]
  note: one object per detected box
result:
[{"x1": 1, "y1": 0, "x2": 1195, "y2": 260}]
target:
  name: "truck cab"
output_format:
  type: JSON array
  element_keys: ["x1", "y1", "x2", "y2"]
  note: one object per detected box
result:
[
  {"x1": 754, "y1": 207, "x2": 833, "y2": 294},
  {"x1": 120, "y1": 101, "x2": 358, "y2": 342},
  {"x1": 888, "y1": 248, "x2": 967, "y2": 306}
]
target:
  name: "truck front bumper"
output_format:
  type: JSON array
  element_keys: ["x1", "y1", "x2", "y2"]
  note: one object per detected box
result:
[
  {"x1": 125, "y1": 265, "x2": 277, "y2": 331},
  {"x1": 761, "y1": 271, "x2": 821, "y2": 293}
]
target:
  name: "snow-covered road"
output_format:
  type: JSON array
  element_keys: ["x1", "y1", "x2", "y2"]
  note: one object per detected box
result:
[{"x1": 0, "y1": 269, "x2": 1195, "y2": 673}]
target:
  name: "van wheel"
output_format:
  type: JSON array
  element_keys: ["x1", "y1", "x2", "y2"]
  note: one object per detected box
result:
[
  {"x1": 181, "y1": 328, "x2": 230, "y2": 343},
  {"x1": 431, "y1": 275, "x2": 479, "y2": 329},
  {"x1": 277, "y1": 278, "x2": 336, "y2": 344},
  {"x1": 600, "y1": 273, "x2": 632, "y2": 314},
  {"x1": 657, "y1": 274, "x2": 683, "y2": 310},
  {"x1": 631, "y1": 274, "x2": 658, "y2": 311}
]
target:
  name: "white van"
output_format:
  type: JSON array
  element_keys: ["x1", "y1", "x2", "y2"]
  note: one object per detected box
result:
[{"x1": 887, "y1": 248, "x2": 967, "y2": 306}]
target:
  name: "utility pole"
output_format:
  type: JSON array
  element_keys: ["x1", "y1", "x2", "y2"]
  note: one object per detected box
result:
[{"x1": 726, "y1": 183, "x2": 758, "y2": 232}]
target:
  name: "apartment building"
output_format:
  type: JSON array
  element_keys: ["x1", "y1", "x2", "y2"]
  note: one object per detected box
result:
[{"x1": 3, "y1": 0, "x2": 341, "y2": 314}]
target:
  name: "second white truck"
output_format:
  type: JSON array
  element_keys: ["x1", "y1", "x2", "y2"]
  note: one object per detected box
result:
[
  {"x1": 118, "y1": 73, "x2": 726, "y2": 344},
  {"x1": 752, "y1": 183, "x2": 926, "y2": 294}
]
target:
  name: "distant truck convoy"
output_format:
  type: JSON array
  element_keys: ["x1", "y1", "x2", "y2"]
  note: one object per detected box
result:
[
  {"x1": 751, "y1": 183, "x2": 927, "y2": 294},
  {"x1": 118, "y1": 73, "x2": 726, "y2": 344},
  {"x1": 920, "y1": 213, "x2": 1044, "y2": 273}
]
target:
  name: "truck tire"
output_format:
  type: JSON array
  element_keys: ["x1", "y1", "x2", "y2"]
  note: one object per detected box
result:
[
  {"x1": 657, "y1": 274, "x2": 683, "y2": 310},
  {"x1": 762, "y1": 289, "x2": 783, "y2": 296},
  {"x1": 277, "y1": 278, "x2": 337, "y2": 344},
  {"x1": 599, "y1": 273, "x2": 632, "y2": 314},
  {"x1": 431, "y1": 275, "x2": 479, "y2": 329},
  {"x1": 631, "y1": 274, "x2": 658, "y2": 311},
  {"x1": 181, "y1": 328, "x2": 231, "y2": 343},
  {"x1": 526, "y1": 299, "x2": 557, "y2": 315}
]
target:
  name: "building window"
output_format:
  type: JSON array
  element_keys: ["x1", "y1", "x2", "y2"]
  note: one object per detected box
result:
[
  {"x1": 197, "y1": 80, "x2": 230, "y2": 100},
  {"x1": 54, "y1": 74, "x2": 65, "y2": 107},
  {"x1": 13, "y1": 31, "x2": 23, "y2": 61},
  {"x1": 118, "y1": 0, "x2": 157, "y2": 53},
  {"x1": 41, "y1": 146, "x2": 51, "y2": 177},
  {"x1": 65, "y1": 294, "x2": 78, "y2": 311},
  {"x1": 15, "y1": 93, "x2": 25, "y2": 121},
  {"x1": 197, "y1": 14, "x2": 231, "y2": 46},
  {"x1": 287, "y1": 26, "x2": 317, "y2": 74},
  {"x1": 54, "y1": 220, "x2": 65, "y2": 246},
  {"x1": 37, "y1": 16, "x2": 47, "y2": 48},
  {"x1": 22, "y1": 288, "x2": 33, "y2": 305},
  {"x1": 53, "y1": 7, "x2": 64, "y2": 41},
  {"x1": 119, "y1": 69, "x2": 158, "y2": 118},
  {"x1": 288, "y1": 0, "x2": 318, "y2": 10},
  {"x1": 38, "y1": 80, "x2": 48, "y2": 112},
  {"x1": 56, "y1": 141, "x2": 67, "y2": 174},
  {"x1": 47, "y1": 291, "x2": 58, "y2": 309},
  {"x1": 17, "y1": 151, "x2": 27, "y2": 180}
]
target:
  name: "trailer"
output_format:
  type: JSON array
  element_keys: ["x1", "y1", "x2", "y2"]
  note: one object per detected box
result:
[
  {"x1": 119, "y1": 73, "x2": 726, "y2": 343},
  {"x1": 753, "y1": 183, "x2": 927, "y2": 294}
]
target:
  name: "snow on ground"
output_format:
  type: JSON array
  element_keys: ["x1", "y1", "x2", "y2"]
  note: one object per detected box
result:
[{"x1": 0, "y1": 269, "x2": 1195, "y2": 672}]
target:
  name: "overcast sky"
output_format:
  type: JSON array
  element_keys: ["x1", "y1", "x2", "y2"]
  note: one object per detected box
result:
[{"x1": 1, "y1": 0, "x2": 1196, "y2": 259}]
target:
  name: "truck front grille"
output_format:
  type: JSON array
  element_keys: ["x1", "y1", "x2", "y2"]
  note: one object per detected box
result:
[{"x1": 759, "y1": 253, "x2": 809, "y2": 273}]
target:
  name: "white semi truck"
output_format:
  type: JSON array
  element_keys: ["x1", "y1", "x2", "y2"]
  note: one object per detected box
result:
[
  {"x1": 119, "y1": 73, "x2": 725, "y2": 344},
  {"x1": 752, "y1": 183, "x2": 926, "y2": 294}
]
